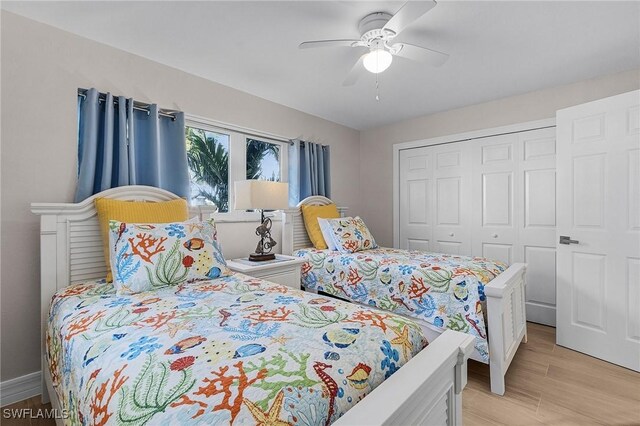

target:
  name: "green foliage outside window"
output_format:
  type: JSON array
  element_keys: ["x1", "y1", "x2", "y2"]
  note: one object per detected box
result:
[
  {"x1": 186, "y1": 129, "x2": 281, "y2": 212},
  {"x1": 186, "y1": 127, "x2": 229, "y2": 211}
]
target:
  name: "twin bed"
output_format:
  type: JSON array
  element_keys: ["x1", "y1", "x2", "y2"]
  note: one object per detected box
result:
[
  {"x1": 33, "y1": 186, "x2": 476, "y2": 426},
  {"x1": 282, "y1": 196, "x2": 528, "y2": 396}
]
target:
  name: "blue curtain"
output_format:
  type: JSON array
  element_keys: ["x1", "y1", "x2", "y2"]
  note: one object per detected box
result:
[
  {"x1": 288, "y1": 139, "x2": 331, "y2": 205},
  {"x1": 74, "y1": 88, "x2": 189, "y2": 202}
]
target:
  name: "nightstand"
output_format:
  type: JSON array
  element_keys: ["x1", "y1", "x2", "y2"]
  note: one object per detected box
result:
[{"x1": 226, "y1": 254, "x2": 305, "y2": 290}]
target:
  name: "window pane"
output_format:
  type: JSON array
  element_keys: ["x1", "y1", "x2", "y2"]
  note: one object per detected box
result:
[
  {"x1": 246, "y1": 138, "x2": 280, "y2": 181},
  {"x1": 186, "y1": 127, "x2": 229, "y2": 212}
]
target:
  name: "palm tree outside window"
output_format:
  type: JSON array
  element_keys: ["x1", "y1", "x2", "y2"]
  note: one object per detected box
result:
[
  {"x1": 185, "y1": 126, "x2": 284, "y2": 213},
  {"x1": 186, "y1": 127, "x2": 230, "y2": 211},
  {"x1": 246, "y1": 139, "x2": 280, "y2": 182}
]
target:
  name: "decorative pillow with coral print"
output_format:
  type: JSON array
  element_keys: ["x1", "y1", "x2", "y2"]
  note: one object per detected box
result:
[
  {"x1": 324, "y1": 216, "x2": 378, "y2": 253},
  {"x1": 108, "y1": 218, "x2": 230, "y2": 294}
]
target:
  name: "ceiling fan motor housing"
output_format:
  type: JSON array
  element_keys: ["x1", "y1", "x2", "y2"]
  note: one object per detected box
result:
[{"x1": 358, "y1": 12, "x2": 395, "y2": 43}]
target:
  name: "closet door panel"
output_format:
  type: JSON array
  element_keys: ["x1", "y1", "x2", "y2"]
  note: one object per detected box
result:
[
  {"x1": 482, "y1": 172, "x2": 513, "y2": 226},
  {"x1": 524, "y1": 168, "x2": 555, "y2": 227},
  {"x1": 434, "y1": 177, "x2": 464, "y2": 254},
  {"x1": 472, "y1": 134, "x2": 519, "y2": 262},
  {"x1": 524, "y1": 245, "x2": 557, "y2": 311},
  {"x1": 482, "y1": 243, "x2": 513, "y2": 265},
  {"x1": 432, "y1": 143, "x2": 472, "y2": 255},
  {"x1": 399, "y1": 148, "x2": 433, "y2": 250},
  {"x1": 518, "y1": 127, "x2": 557, "y2": 326},
  {"x1": 437, "y1": 177, "x2": 460, "y2": 225},
  {"x1": 407, "y1": 239, "x2": 430, "y2": 252}
]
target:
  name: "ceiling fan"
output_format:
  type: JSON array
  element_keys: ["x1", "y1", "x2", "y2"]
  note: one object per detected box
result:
[{"x1": 299, "y1": 0, "x2": 449, "y2": 86}]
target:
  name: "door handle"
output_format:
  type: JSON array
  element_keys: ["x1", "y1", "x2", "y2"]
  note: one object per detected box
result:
[{"x1": 559, "y1": 235, "x2": 579, "y2": 245}]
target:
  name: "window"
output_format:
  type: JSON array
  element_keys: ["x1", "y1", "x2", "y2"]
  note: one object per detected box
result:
[
  {"x1": 185, "y1": 117, "x2": 288, "y2": 218},
  {"x1": 246, "y1": 139, "x2": 280, "y2": 181},
  {"x1": 185, "y1": 127, "x2": 230, "y2": 212}
]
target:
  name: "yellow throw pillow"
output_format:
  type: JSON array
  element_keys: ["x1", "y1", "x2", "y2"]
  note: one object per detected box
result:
[
  {"x1": 301, "y1": 203, "x2": 340, "y2": 249},
  {"x1": 95, "y1": 197, "x2": 189, "y2": 282}
]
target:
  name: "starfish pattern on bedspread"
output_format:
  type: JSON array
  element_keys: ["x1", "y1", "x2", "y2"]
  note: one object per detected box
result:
[{"x1": 46, "y1": 273, "x2": 427, "y2": 425}]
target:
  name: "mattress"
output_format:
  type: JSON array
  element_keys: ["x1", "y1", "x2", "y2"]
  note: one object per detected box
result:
[
  {"x1": 295, "y1": 247, "x2": 507, "y2": 360},
  {"x1": 47, "y1": 272, "x2": 427, "y2": 425}
]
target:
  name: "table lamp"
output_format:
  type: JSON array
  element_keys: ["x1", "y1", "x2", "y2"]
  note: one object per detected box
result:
[{"x1": 234, "y1": 180, "x2": 289, "y2": 261}]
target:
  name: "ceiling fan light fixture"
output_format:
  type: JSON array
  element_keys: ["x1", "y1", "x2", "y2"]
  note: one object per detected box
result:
[{"x1": 363, "y1": 48, "x2": 393, "y2": 74}]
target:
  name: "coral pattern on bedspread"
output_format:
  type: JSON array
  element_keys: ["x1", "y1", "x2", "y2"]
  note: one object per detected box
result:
[
  {"x1": 47, "y1": 273, "x2": 426, "y2": 425},
  {"x1": 295, "y1": 247, "x2": 507, "y2": 360}
]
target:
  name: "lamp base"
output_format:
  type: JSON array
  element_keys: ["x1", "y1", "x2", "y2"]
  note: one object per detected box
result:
[{"x1": 249, "y1": 253, "x2": 276, "y2": 262}]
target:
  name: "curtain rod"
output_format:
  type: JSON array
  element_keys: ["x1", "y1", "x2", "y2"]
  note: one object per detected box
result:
[
  {"x1": 289, "y1": 140, "x2": 328, "y2": 147},
  {"x1": 78, "y1": 89, "x2": 177, "y2": 120}
]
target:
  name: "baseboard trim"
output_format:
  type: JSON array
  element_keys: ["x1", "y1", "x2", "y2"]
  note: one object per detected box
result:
[{"x1": 0, "y1": 371, "x2": 41, "y2": 407}]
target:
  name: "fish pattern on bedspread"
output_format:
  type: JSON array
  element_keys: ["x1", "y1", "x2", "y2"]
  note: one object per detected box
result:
[
  {"x1": 295, "y1": 247, "x2": 507, "y2": 360},
  {"x1": 47, "y1": 273, "x2": 427, "y2": 425}
]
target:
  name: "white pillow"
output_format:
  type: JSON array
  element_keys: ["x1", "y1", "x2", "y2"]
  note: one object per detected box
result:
[{"x1": 318, "y1": 217, "x2": 339, "y2": 251}]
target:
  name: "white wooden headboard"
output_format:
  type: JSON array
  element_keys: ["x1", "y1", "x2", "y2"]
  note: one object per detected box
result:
[
  {"x1": 281, "y1": 195, "x2": 347, "y2": 255},
  {"x1": 31, "y1": 185, "x2": 216, "y2": 400}
]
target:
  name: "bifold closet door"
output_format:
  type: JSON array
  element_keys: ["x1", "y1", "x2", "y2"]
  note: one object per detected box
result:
[
  {"x1": 471, "y1": 129, "x2": 558, "y2": 326},
  {"x1": 399, "y1": 128, "x2": 557, "y2": 326},
  {"x1": 430, "y1": 143, "x2": 472, "y2": 255},
  {"x1": 399, "y1": 143, "x2": 471, "y2": 254},
  {"x1": 399, "y1": 147, "x2": 433, "y2": 251},
  {"x1": 471, "y1": 133, "x2": 519, "y2": 265},
  {"x1": 517, "y1": 127, "x2": 558, "y2": 326}
]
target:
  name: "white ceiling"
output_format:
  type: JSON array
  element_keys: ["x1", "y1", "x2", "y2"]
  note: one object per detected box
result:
[{"x1": 3, "y1": 1, "x2": 639, "y2": 130}]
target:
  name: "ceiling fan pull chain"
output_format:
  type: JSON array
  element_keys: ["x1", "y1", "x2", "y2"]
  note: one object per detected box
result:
[{"x1": 375, "y1": 73, "x2": 380, "y2": 101}]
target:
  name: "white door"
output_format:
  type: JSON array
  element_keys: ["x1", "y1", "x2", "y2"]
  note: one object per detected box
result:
[
  {"x1": 517, "y1": 127, "x2": 558, "y2": 326},
  {"x1": 399, "y1": 143, "x2": 472, "y2": 254},
  {"x1": 431, "y1": 143, "x2": 472, "y2": 255},
  {"x1": 471, "y1": 129, "x2": 558, "y2": 326},
  {"x1": 471, "y1": 133, "x2": 519, "y2": 265},
  {"x1": 556, "y1": 90, "x2": 640, "y2": 371},
  {"x1": 399, "y1": 147, "x2": 433, "y2": 251}
]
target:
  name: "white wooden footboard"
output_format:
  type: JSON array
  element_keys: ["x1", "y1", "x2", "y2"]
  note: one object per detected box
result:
[
  {"x1": 335, "y1": 330, "x2": 475, "y2": 426},
  {"x1": 485, "y1": 263, "x2": 527, "y2": 395}
]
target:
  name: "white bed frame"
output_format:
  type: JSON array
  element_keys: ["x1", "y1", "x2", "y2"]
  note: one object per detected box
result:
[
  {"x1": 32, "y1": 186, "x2": 475, "y2": 426},
  {"x1": 282, "y1": 195, "x2": 528, "y2": 396}
]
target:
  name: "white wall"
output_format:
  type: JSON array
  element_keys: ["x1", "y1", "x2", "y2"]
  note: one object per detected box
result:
[
  {"x1": 359, "y1": 68, "x2": 640, "y2": 247},
  {"x1": 0, "y1": 11, "x2": 360, "y2": 381}
]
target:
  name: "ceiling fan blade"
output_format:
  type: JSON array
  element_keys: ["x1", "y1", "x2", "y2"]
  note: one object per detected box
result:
[
  {"x1": 342, "y1": 54, "x2": 366, "y2": 86},
  {"x1": 393, "y1": 42, "x2": 449, "y2": 67},
  {"x1": 299, "y1": 39, "x2": 361, "y2": 49},
  {"x1": 383, "y1": 0, "x2": 437, "y2": 36}
]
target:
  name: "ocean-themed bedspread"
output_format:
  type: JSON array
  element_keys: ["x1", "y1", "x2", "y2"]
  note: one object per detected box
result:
[
  {"x1": 47, "y1": 273, "x2": 427, "y2": 425},
  {"x1": 295, "y1": 247, "x2": 507, "y2": 360}
]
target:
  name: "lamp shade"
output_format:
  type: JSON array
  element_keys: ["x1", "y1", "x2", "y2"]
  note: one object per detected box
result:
[{"x1": 234, "y1": 180, "x2": 289, "y2": 210}]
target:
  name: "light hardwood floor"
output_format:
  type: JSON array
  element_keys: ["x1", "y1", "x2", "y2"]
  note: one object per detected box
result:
[
  {"x1": 464, "y1": 323, "x2": 640, "y2": 425},
  {"x1": 2, "y1": 323, "x2": 639, "y2": 425}
]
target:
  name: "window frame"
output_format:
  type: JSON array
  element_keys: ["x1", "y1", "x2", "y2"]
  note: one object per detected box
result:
[{"x1": 185, "y1": 114, "x2": 289, "y2": 222}]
